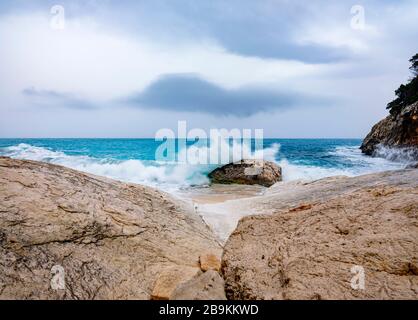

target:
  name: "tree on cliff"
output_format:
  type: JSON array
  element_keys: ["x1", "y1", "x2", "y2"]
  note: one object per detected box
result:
[
  {"x1": 410, "y1": 53, "x2": 418, "y2": 76},
  {"x1": 386, "y1": 53, "x2": 418, "y2": 116}
]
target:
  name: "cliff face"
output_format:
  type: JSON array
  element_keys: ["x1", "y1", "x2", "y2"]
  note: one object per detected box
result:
[
  {"x1": 360, "y1": 101, "x2": 418, "y2": 157},
  {"x1": 0, "y1": 157, "x2": 222, "y2": 299}
]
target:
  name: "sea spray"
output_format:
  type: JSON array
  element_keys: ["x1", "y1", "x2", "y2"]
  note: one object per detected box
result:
[
  {"x1": 0, "y1": 142, "x2": 280, "y2": 191},
  {"x1": 373, "y1": 144, "x2": 418, "y2": 163},
  {"x1": 0, "y1": 140, "x2": 409, "y2": 191}
]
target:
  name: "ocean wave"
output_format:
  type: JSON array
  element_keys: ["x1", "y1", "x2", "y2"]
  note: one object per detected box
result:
[
  {"x1": 0, "y1": 142, "x2": 409, "y2": 189},
  {"x1": 277, "y1": 159, "x2": 353, "y2": 181},
  {"x1": 373, "y1": 144, "x2": 418, "y2": 163},
  {"x1": 0, "y1": 142, "x2": 281, "y2": 191},
  {"x1": 333, "y1": 145, "x2": 416, "y2": 168},
  {"x1": 277, "y1": 145, "x2": 408, "y2": 182},
  {"x1": 0, "y1": 143, "x2": 210, "y2": 190}
]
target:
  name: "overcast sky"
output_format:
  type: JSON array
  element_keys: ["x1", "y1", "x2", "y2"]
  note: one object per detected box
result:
[{"x1": 0, "y1": 0, "x2": 417, "y2": 138}]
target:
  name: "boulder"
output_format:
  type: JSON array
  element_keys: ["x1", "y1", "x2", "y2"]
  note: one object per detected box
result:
[
  {"x1": 222, "y1": 169, "x2": 418, "y2": 300},
  {"x1": 208, "y1": 160, "x2": 282, "y2": 187},
  {"x1": 0, "y1": 157, "x2": 221, "y2": 299},
  {"x1": 360, "y1": 101, "x2": 418, "y2": 158}
]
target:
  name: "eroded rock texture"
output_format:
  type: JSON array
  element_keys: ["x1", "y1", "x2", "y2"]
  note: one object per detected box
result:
[
  {"x1": 361, "y1": 101, "x2": 418, "y2": 158},
  {"x1": 0, "y1": 157, "x2": 221, "y2": 299},
  {"x1": 209, "y1": 160, "x2": 282, "y2": 187},
  {"x1": 222, "y1": 170, "x2": 418, "y2": 300}
]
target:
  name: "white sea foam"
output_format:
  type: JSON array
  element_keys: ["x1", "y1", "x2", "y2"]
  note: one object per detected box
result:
[
  {"x1": 0, "y1": 143, "x2": 210, "y2": 190},
  {"x1": 0, "y1": 143, "x2": 410, "y2": 190},
  {"x1": 332, "y1": 145, "x2": 415, "y2": 170},
  {"x1": 373, "y1": 144, "x2": 418, "y2": 163},
  {"x1": 278, "y1": 146, "x2": 408, "y2": 182},
  {"x1": 0, "y1": 142, "x2": 280, "y2": 191},
  {"x1": 277, "y1": 159, "x2": 351, "y2": 181},
  {"x1": 175, "y1": 139, "x2": 279, "y2": 165}
]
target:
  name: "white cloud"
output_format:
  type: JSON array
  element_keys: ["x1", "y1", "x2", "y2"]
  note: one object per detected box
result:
[
  {"x1": 0, "y1": 1, "x2": 417, "y2": 138},
  {"x1": 0, "y1": 12, "x2": 326, "y2": 103}
]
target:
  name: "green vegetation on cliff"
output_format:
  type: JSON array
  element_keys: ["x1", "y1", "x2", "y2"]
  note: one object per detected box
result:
[{"x1": 387, "y1": 53, "x2": 418, "y2": 116}]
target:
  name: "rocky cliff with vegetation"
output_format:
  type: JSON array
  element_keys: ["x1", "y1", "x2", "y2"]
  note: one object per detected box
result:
[
  {"x1": 360, "y1": 101, "x2": 418, "y2": 157},
  {"x1": 361, "y1": 54, "x2": 418, "y2": 158}
]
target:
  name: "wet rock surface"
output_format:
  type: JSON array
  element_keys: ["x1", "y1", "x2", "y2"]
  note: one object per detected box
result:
[
  {"x1": 361, "y1": 101, "x2": 418, "y2": 158},
  {"x1": 208, "y1": 160, "x2": 282, "y2": 187}
]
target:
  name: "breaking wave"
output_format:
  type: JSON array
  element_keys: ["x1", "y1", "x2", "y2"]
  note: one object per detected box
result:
[
  {"x1": 278, "y1": 145, "x2": 409, "y2": 181},
  {"x1": 373, "y1": 144, "x2": 418, "y2": 163},
  {"x1": 0, "y1": 142, "x2": 412, "y2": 190},
  {"x1": 0, "y1": 142, "x2": 280, "y2": 191}
]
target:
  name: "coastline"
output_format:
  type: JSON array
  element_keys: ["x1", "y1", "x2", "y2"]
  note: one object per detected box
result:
[
  {"x1": 1, "y1": 156, "x2": 417, "y2": 299},
  {"x1": 1, "y1": 0, "x2": 417, "y2": 305},
  {"x1": 1, "y1": 139, "x2": 411, "y2": 190}
]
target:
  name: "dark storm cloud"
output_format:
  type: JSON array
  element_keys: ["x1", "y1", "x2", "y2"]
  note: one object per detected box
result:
[
  {"x1": 22, "y1": 87, "x2": 94, "y2": 110},
  {"x1": 0, "y1": 0, "x2": 357, "y2": 63},
  {"x1": 127, "y1": 74, "x2": 327, "y2": 116},
  {"x1": 133, "y1": 0, "x2": 349, "y2": 63}
]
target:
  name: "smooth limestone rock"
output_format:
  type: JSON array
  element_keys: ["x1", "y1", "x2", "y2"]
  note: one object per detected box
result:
[
  {"x1": 0, "y1": 157, "x2": 222, "y2": 300},
  {"x1": 360, "y1": 101, "x2": 418, "y2": 157},
  {"x1": 222, "y1": 169, "x2": 418, "y2": 300},
  {"x1": 208, "y1": 160, "x2": 282, "y2": 187},
  {"x1": 171, "y1": 270, "x2": 227, "y2": 300}
]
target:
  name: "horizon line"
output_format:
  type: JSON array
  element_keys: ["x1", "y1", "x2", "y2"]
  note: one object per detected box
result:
[{"x1": 0, "y1": 137, "x2": 364, "y2": 140}]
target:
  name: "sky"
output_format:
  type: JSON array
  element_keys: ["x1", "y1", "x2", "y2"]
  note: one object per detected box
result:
[{"x1": 0, "y1": 0, "x2": 417, "y2": 138}]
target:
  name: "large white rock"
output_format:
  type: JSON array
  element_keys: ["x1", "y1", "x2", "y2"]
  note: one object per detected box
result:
[{"x1": 0, "y1": 157, "x2": 222, "y2": 299}]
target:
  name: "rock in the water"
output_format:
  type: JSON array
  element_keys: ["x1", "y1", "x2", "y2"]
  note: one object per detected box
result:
[
  {"x1": 0, "y1": 157, "x2": 221, "y2": 299},
  {"x1": 222, "y1": 169, "x2": 418, "y2": 300},
  {"x1": 208, "y1": 160, "x2": 282, "y2": 187},
  {"x1": 360, "y1": 101, "x2": 418, "y2": 157},
  {"x1": 171, "y1": 270, "x2": 227, "y2": 300}
]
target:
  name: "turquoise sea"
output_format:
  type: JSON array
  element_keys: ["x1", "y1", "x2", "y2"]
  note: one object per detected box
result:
[{"x1": 0, "y1": 138, "x2": 410, "y2": 192}]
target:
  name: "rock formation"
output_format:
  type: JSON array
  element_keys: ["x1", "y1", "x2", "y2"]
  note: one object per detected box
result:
[
  {"x1": 222, "y1": 169, "x2": 418, "y2": 300},
  {"x1": 360, "y1": 101, "x2": 418, "y2": 158},
  {"x1": 208, "y1": 160, "x2": 282, "y2": 187},
  {"x1": 2, "y1": 156, "x2": 418, "y2": 300},
  {"x1": 0, "y1": 157, "x2": 222, "y2": 299}
]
